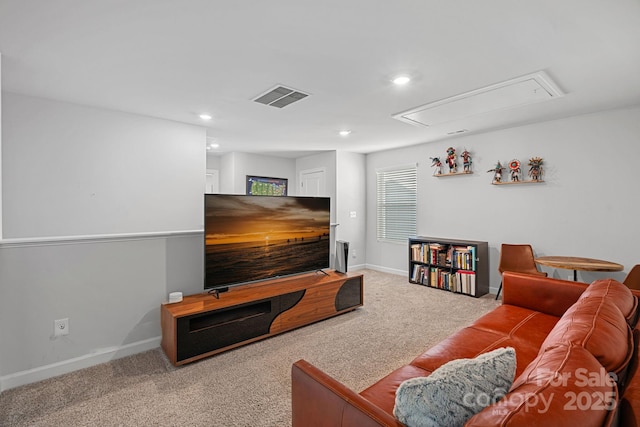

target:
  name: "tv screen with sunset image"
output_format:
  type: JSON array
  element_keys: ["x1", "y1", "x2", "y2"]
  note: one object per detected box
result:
[{"x1": 204, "y1": 194, "x2": 331, "y2": 290}]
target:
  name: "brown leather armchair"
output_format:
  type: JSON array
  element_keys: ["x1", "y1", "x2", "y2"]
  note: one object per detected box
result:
[
  {"x1": 625, "y1": 265, "x2": 640, "y2": 291},
  {"x1": 495, "y1": 243, "x2": 547, "y2": 299}
]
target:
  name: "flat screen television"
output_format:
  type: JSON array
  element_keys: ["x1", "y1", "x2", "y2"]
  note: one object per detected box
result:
[{"x1": 204, "y1": 194, "x2": 331, "y2": 290}]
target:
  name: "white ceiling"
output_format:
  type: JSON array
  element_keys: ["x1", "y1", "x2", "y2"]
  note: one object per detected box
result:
[{"x1": 1, "y1": 0, "x2": 640, "y2": 158}]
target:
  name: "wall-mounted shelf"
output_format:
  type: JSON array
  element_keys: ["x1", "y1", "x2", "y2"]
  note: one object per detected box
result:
[
  {"x1": 434, "y1": 171, "x2": 473, "y2": 177},
  {"x1": 491, "y1": 180, "x2": 544, "y2": 185}
]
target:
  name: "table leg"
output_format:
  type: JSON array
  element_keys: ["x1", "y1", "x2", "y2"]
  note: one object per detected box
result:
[{"x1": 573, "y1": 270, "x2": 577, "y2": 281}]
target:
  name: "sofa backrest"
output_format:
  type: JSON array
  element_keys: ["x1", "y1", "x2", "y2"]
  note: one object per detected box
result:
[
  {"x1": 467, "y1": 344, "x2": 617, "y2": 426},
  {"x1": 581, "y1": 278, "x2": 639, "y2": 327},
  {"x1": 541, "y1": 297, "x2": 632, "y2": 377},
  {"x1": 539, "y1": 279, "x2": 635, "y2": 377},
  {"x1": 502, "y1": 272, "x2": 588, "y2": 317},
  {"x1": 467, "y1": 278, "x2": 636, "y2": 426}
]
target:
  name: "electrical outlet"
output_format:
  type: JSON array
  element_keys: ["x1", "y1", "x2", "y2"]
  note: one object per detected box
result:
[
  {"x1": 352, "y1": 249, "x2": 357, "y2": 258},
  {"x1": 54, "y1": 318, "x2": 69, "y2": 337}
]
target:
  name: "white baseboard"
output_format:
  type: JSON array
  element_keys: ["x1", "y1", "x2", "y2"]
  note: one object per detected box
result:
[
  {"x1": 363, "y1": 263, "x2": 406, "y2": 277},
  {"x1": 364, "y1": 264, "x2": 499, "y2": 297},
  {"x1": 0, "y1": 337, "x2": 161, "y2": 392},
  {"x1": 345, "y1": 263, "x2": 366, "y2": 272}
]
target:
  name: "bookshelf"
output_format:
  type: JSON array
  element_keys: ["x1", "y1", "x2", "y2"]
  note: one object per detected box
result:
[{"x1": 408, "y1": 237, "x2": 489, "y2": 297}]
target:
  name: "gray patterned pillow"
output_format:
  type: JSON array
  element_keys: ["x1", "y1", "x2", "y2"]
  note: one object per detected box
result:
[{"x1": 393, "y1": 347, "x2": 516, "y2": 427}]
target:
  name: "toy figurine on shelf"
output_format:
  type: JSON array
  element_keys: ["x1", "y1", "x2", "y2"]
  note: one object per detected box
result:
[
  {"x1": 430, "y1": 157, "x2": 443, "y2": 175},
  {"x1": 528, "y1": 157, "x2": 544, "y2": 181},
  {"x1": 445, "y1": 147, "x2": 457, "y2": 173},
  {"x1": 461, "y1": 148, "x2": 473, "y2": 173},
  {"x1": 487, "y1": 161, "x2": 504, "y2": 183},
  {"x1": 509, "y1": 159, "x2": 521, "y2": 182}
]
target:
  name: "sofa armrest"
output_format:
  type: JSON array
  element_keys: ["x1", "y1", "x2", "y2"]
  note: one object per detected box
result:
[
  {"x1": 502, "y1": 271, "x2": 588, "y2": 317},
  {"x1": 292, "y1": 359, "x2": 403, "y2": 427}
]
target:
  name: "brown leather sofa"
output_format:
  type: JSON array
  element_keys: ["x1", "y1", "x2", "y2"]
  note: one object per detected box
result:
[{"x1": 292, "y1": 272, "x2": 640, "y2": 426}]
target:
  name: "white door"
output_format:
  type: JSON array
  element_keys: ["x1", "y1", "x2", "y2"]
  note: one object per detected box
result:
[
  {"x1": 206, "y1": 169, "x2": 220, "y2": 193},
  {"x1": 299, "y1": 168, "x2": 326, "y2": 196}
]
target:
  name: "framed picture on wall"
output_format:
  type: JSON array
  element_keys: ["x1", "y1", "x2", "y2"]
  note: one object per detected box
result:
[{"x1": 246, "y1": 175, "x2": 288, "y2": 196}]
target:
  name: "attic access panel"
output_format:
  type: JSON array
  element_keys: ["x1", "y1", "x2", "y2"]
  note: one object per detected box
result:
[{"x1": 393, "y1": 71, "x2": 564, "y2": 128}]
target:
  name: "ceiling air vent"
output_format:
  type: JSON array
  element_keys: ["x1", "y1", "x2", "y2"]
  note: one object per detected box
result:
[
  {"x1": 393, "y1": 71, "x2": 564, "y2": 128},
  {"x1": 253, "y1": 85, "x2": 309, "y2": 108}
]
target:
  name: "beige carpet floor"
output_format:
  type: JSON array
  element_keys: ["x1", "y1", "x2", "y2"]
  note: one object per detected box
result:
[{"x1": 0, "y1": 269, "x2": 500, "y2": 427}]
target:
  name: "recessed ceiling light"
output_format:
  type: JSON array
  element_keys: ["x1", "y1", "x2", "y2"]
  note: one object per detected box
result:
[
  {"x1": 339, "y1": 130, "x2": 351, "y2": 136},
  {"x1": 199, "y1": 113, "x2": 212, "y2": 120},
  {"x1": 393, "y1": 76, "x2": 411, "y2": 85}
]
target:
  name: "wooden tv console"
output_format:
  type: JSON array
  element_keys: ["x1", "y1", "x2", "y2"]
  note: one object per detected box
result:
[{"x1": 160, "y1": 270, "x2": 363, "y2": 366}]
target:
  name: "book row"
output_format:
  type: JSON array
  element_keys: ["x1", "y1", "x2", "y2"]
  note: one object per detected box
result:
[
  {"x1": 410, "y1": 243, "x2": 477, "y2": 271},
  {"x1": 410, "y1": 265, "x2": 477, "y2": 296}
]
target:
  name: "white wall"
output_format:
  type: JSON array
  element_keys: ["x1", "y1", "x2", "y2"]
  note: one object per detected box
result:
[
  {"x1": 0, "y1": 54, "x2": 3, "y2": 377},
  {"x1": 218, "y1": 152, "x2": 296, "y2": 195},
  {"x1": 2, "y1": 93, "x2": 205, "y2": 238},
  {"x1": 296, "y1": 152, "x2": 336, "y2": 200},
  {"x1": 0, "y1": 53, "x2": 3, "y2": 239},
  {"x1": 366, "y1": 106, "x2": 640, "y2": 290},
  {"x1": 206, "y1": 153, "x2": 221, "y2": 170},
  {"x1": 296, "y1": 152, "x2": 338, "y2": 265},
  {"x1": 0, "y1": 93, "x2": 206, "y2": 390},
  {"x1": 219, "y1": 152, "x2": 237, "y2": 194},
  {"x1": 336, "y1": 151, "x2": 366, "y2": 269}
]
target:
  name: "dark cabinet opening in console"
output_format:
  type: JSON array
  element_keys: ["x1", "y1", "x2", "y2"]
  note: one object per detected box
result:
[{"x1": 189, "y1": 301, "x2": 272, "y2": 333}]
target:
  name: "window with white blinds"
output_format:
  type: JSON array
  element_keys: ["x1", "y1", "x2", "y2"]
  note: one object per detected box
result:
[{"x1": 376, "y1": 165, "x2": 417, "y2": 242}]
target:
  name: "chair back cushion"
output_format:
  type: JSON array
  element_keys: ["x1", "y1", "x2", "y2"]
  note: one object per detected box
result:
[{"x1": 499, "y1": 244, "x2": 539, "y2": 275}]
